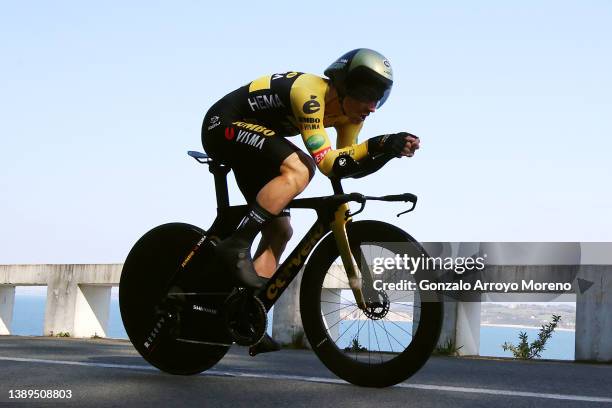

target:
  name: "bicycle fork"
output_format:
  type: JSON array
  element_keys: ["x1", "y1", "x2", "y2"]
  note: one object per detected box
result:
[{"x1": 330, "y1": 203, "x2": 369, "y2": 310}]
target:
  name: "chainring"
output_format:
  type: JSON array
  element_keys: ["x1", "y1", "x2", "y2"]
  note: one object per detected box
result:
[{"x1": 223, "y1": 289, "x2": 267, "y2": 346}]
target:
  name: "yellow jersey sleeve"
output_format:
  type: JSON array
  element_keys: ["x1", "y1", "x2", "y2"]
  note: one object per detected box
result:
[
  {"x1": 336, "y1": 121, "x2": 364, "y2": 148},
  {"x1": 290, "y1": 74, "x2": 369, "y2": 177}
]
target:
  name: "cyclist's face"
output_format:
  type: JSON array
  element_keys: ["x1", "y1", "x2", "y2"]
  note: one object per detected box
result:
[{"x1": 342, "y1": 95, "x2": 377, "y2": 124}]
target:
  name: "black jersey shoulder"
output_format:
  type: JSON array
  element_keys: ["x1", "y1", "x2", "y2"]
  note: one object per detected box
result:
[
  {"x1": 226, "y1": 72, "x2": 302, "y2": 135},
  {"x1": 244, "y1": 72, "x2": 303, "y2": 112}
]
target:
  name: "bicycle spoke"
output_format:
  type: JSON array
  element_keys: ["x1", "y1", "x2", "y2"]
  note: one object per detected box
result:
[
  {"x1": 334, "y1": 316, "x2": 360, "y2": 345},
  {"x1": 381, "y1": 316, "x2": 414, "y2": 338},
  {"x1": 367, "y1": 319, "x2": 371, "y2": 365},
  {"x1": 322, "y1": 303, "x2": 355, "y2": 317},
  {"x1": 322, "y1": 288, "x2": 358, "y2": 306},
  {"x1": 326, "y1": 269, "x2": 350, "y2": 286},
  {"x1": 323, "y1": 306, "x2": 359, "y2": 333},
  {"x1": 380, "y1": 318, "x2": 395, "y2": 353},
  {"x1": 354, "y1": 311, "x2": 367, "y2": 361},
  {"x1": 371, "y1": 318, "x2": 384, "y2": 363},
  {"x1": 320, "y1": 300, "x2": 351, "y2": 305},
  {"x1": 375, "y1": 319, "x2": 407, "y2": 350},
  {"x1": 386, "y1": 308, "x2": 415, "y2": 322}
]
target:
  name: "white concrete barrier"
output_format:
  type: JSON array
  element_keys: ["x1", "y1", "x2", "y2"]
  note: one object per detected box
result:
[
  {"x1": 74, "y1": 285, "x2": 112, "y2": 338},
  {"x1": 576, "y1": 266, "x2": 612, "y2": 362},
  {"x1": 0, "y1": 260, "x2": 611, "y2": 362},
  {"x1": 0, "y1": 285, "x2": 16, "y2": 335},
  {"x1": 0, "y1": 264, "x2": 121, "y2": 338}
]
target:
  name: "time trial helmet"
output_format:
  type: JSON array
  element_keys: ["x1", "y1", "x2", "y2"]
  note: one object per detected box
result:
[{"x1": 324, "y1": 48, "x2": 393, "y2": 108}]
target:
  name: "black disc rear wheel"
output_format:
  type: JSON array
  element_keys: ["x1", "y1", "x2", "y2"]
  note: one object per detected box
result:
[{"x1": 119, "y1": 223, "x2": 229, "y2": 375}]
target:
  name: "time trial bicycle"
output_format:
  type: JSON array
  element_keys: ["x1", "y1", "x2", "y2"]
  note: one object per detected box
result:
[{"x1": 119, "y1": 150, "x2": 443, "y2": 387}]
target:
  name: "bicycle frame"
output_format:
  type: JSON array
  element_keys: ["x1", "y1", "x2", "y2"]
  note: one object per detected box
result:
[
  {"x1": 192, "y1": 154, "x2": 416, "y2": 313},
  {"x1": 199, "y1": 159, "x2": 368, "y2": 311}
]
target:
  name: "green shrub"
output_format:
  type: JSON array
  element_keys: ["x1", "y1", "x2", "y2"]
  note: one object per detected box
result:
[
  {"x1": 434, "y1": 338, "x2": 463, "y2": 356},
  {"x1": 502, "y1": 315, "x2": 561, "y2": 359},
  {"x1": 344, "y1": 336, "x2": 367, "y2": 352}
]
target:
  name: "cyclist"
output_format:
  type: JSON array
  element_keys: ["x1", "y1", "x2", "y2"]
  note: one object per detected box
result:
[{"x1": 201, "y1": 48, "x2": 420, "y2": 355}]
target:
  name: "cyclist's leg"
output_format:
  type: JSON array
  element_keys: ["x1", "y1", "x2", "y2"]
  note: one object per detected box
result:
[
  {"x1": 225, "y1": 140, "x2": 314, "y2": 287},
  {"x1": 203, "y1": 113, "x2": 307, "y2": 353},
  {"x1": 244, "y1": 150, "x2": 313, "y2": 278},
  {"x1": 254, "y1": 151, "x2": 314, "y2": 213},
  {"x1": 252, "y1": 211, "x2": 292, "y2": 279},
  {"x1": 203, "y1": 116, "x2": 314, "y2": 288}
]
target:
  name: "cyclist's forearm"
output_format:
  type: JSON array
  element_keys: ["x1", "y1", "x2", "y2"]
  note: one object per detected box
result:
[{"x1": 317, "y1": 140, "x2": 369, "y2": 176}]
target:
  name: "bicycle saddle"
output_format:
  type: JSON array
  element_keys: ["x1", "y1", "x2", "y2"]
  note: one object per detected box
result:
[{"x1": 188, "y1": 150, "x2": 209, "y2": 160}]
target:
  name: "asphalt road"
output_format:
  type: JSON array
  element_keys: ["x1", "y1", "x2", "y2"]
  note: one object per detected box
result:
[{"x1": 0, "y1": 336, "x2": 611, "y2": 407}]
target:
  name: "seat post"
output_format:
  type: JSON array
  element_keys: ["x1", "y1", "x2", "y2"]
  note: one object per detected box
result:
[{"x1": 209, "y1": 162, "x2": 231, "y2": 209}]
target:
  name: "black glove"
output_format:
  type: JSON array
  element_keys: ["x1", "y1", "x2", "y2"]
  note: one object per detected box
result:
[{"x1": 368, "y1": 132, "x2": 411, "y2": 157}]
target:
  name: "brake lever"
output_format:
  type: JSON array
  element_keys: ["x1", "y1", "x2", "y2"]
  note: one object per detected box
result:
[
  {"x1": 396, "y1": 201, "x2": 417, "y2": 217},
  {"x1": 345, "y1": 200, "x2": 366, "y2": 220}
]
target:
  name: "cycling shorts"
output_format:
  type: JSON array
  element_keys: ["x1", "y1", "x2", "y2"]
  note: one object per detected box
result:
[{"x1": 201, "y1": 102, "x2": 305, "y2": 208}]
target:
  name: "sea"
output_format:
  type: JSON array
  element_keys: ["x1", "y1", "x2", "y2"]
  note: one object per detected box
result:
[{"x1": 8, "y1": 289, "x2": 575, "y2": 360}]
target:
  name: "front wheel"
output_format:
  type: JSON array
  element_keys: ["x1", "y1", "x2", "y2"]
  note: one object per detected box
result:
[{"x1": 300, "y1": 220, "x2": 443, "y2": 387}]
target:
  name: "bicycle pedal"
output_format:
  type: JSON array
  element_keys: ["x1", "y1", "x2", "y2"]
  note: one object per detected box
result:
[{"x1": 249, "y1": 334, "x2": 280, "y2": 356}]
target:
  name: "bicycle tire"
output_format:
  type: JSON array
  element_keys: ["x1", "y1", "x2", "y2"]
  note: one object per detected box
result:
[
  {"x1": 119, "y1": 223, "x2": 229, "y2": 375},
  {"x1": 300, "y1": 220, "x2": 443, "y2": 387}
]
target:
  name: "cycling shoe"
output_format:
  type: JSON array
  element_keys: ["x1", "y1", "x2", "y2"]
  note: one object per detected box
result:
[
  {"x1": 249, "y1": 333, "x2": 281, "y2": 356},
  {"x1": 216, "y1": 239, "x2": 267, "y2": 290}
]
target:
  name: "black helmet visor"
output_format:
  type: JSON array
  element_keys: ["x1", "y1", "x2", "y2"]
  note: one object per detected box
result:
[
  {"x1": 345, "y1": 67, "x2": 392, "y2": 108},
  {"x1": 347, "y1": 84, "x2": 392, "y2": 108}
]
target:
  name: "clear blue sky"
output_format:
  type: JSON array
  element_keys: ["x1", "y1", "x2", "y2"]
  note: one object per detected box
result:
[{"x1": 1, "y1": 1, "x2": 611, "y2": 264}]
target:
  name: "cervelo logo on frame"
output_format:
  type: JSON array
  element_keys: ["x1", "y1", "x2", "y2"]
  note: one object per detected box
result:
[{"x1": 266, "y1": 223, "x2": 325, "y2": 300}]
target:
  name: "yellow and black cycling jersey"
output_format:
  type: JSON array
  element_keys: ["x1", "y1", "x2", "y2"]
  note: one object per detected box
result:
[{"x1": 214, "y1": 71, "x2": 372, "y2": 176}]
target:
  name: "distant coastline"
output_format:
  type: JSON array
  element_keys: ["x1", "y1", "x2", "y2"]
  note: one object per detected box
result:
[{"x1": 482, "y1": 323, "x2": 575, "y2": 332}]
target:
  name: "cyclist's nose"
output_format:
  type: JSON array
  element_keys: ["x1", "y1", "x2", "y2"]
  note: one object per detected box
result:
[{"x1": 367, "y1": 101, "x2": 377, "y2": 112}]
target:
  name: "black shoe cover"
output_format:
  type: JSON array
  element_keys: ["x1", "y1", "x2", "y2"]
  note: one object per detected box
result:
[
  {"x1": 249, "y1": 333, "x2": 281, "y2": 356},
  {"x1": 216, "y1": 239, "x2": 266, "y2": 290}
]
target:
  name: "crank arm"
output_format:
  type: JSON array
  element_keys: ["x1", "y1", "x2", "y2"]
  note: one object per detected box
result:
[{"x1": 176, "y1": 338, "x2": 233, "y2": 347}]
